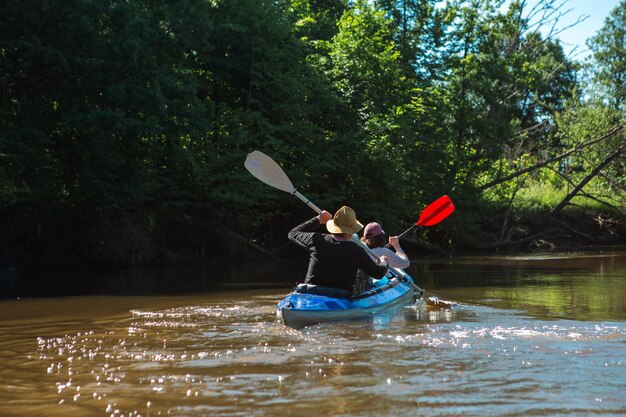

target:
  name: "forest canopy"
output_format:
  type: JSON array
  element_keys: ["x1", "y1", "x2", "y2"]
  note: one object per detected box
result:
[{"x1": 1, "y1": 0, "x2": 625, "y2": 269}]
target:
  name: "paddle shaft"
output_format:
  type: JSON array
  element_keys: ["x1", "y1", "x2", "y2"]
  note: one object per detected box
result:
[
  {"x1": 293, "y1": 190, "x2": 322, "y2": 214},
  {"x1": 396, "y1": 225, "x2": 416, "y2": 239}
]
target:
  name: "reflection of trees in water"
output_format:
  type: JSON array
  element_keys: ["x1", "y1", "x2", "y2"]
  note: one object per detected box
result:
[
  {"x1": 408, "y1": 253, "x2": 626, "y2": 322},
  {"x1": 4, "y1": 260, "x2": 301, "y2": 298}
]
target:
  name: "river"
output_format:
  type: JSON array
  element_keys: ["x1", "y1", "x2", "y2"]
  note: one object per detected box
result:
[{"x1": 0, "y1": 251, "x2": 625, "y2": 416}]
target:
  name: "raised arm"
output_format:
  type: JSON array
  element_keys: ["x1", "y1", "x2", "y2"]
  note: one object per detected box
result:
[
  {"x1": 387, "y1": 236, "x2": 410, "y2": 268},
  {"x1": 288, "y1": 211, "x2": 332, "y2": 249}
]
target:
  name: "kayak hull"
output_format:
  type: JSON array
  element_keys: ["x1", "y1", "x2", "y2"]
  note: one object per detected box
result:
[{"x1": 277, "y1": 273, "x2": 420, "y2": 328}]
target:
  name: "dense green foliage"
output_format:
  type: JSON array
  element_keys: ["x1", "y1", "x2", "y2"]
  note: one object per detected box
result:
[{"x1": 1, "y1": 0, "x2": 624, "y2": 269}]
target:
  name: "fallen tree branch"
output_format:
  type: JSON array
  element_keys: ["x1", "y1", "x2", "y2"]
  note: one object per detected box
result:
[
  {"x1": 552, "y1": 139, "x2": 626, "y2": 214},
  {"x1": 577, "y1": 191, "x2": 626, "y2": 213},
  {"x1": 480, "y1": 124, "x2": 626, "y2": 190},
  {"x1": 547, "y1": 166, "x2": 626, "y2": 213}
]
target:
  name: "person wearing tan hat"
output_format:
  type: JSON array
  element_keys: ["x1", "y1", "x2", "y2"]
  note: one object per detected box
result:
[
  {"x1": 361, "y1": 222, "x2": 410, "y2": 269},
  {"x1": 288, "y1": 206, "x2": 389, "y2": 296}
]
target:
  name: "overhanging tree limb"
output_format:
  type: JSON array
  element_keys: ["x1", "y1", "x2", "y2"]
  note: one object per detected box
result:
[
  {"x1": 551, "y1": 139, "x2": 626, "y2": 214},
  {"x1": 479, "y1": 124, "x2": 626, "y2": 190},
  {"x1": 548, "y1": 166, "x2": 625, "y2": 212}
]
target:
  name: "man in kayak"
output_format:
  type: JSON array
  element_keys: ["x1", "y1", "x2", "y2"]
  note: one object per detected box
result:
[{"x1": 288, "y1": 206, "x2": 389, "y2": 297}]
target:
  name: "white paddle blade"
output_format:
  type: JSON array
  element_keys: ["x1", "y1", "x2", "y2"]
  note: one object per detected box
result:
[{"x1": 244, "y1": 150, "x2": 296, "y2": 193}]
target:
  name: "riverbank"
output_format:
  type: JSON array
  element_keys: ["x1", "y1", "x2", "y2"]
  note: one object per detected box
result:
[{"x1": 1, "y1": 205, "x2": 624, "y2": 275}]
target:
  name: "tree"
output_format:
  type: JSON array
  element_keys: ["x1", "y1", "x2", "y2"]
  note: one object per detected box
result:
[
  {"x1": 0, "y1": 0, "x2": 336, "y2": 266},
  {"x1": 316, "y1": 1, "x2": 427, "y2": 224},
  {"x1": 587, "y1": 0, "x2": 626, "y2": 114}
]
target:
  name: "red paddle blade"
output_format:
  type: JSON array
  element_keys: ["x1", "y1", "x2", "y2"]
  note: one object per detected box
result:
[{"x1": 416, "y1": 195, "x2": 455, "y2": 226}]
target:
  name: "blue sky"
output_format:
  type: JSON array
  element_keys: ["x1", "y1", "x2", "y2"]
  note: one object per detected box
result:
[{"x1": 508, "y1": 0, "x2": 622, "y2": 59}]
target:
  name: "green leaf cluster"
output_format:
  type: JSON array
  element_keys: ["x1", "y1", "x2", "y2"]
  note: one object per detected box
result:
[{"x1": 0, "y1": 0, "x2": 624, "y2": 267}]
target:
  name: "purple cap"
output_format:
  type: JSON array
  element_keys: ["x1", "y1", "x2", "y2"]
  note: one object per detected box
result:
[{"x1": 364, "y1": 222, "x2": 384, "y2": 238}]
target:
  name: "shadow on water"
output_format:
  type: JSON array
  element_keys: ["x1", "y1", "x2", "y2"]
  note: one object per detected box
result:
[{"x1": 0, "y1": 259, "x2": 306, "y2": 299}]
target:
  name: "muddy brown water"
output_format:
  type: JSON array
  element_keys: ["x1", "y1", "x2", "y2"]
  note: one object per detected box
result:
[{"x1": 0, "y1": 252, "x2": 625, "y2": 416}]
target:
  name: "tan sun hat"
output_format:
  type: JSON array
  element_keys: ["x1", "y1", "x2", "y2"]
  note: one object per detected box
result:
[{"x1": 326, "y1": 206, "x2": 364, "y2": 235}]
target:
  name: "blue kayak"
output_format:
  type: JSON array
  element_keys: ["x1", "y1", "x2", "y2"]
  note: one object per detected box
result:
[{"x1": 277, "y1": 269, "x2": 423, "y2": 328}]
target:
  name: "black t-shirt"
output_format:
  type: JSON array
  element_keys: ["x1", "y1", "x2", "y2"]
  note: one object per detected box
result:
[{"x1": 288, "y1": 217, "x2": 388, "y2": 291}]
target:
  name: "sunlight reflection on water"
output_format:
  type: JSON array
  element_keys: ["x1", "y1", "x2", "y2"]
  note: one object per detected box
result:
[
  {"x1": 1, "y1": 253, "x2": 625, "y2": 416},
  {"x1": 17, "y1": 297, "x2": 624, "y2": 417}
]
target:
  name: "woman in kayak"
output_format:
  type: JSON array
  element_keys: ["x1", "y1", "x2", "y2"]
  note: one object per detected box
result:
[
  {"x1": 288, "y1": 206, "x2": 389, "y2": 296},
  {"x1": 361, "y1": 222, "x2": 410, "y2": 269}
]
